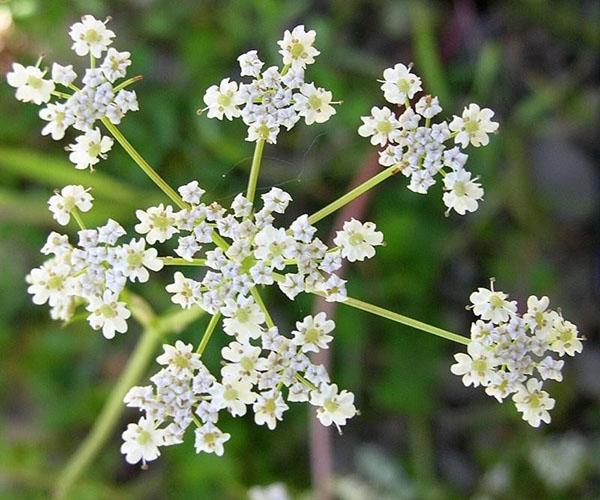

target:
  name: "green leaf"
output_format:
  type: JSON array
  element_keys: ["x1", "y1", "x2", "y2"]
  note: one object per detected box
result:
[{"x1": 0, "y1": 147, "x2": 156, "y2": 205}]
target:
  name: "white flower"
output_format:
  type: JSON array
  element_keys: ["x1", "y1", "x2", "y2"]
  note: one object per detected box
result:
[
  {"x1": 156, "y1": 340, "x2": 203, "y2": 378},
  {"x1": 470, "y1": 286, "x2": 518, "y2": 324},
  {"x1": 315, "y1": 274, "x2": 347, "y2": 303},
  {"x1": 253, "y1": 389, "x2": 288, "y2": 430},
  {"x1": 51, "y1": 63, "x2": 77, "y2": 86},
  {"x1": 262, "y1": 187, "x2": 292, "y2": 214},
  {"x1": 357, "y1": 106, "x2": 401, "y2": 146},
  {"x1": 442, "y1": 169, "x2": 484, "y2": 215},
  {"x1": 549, "y1": 318, "x2": 583, "y2": 357},
  {"x1": 6, "y1": 63, "x2": 55, "y2": 104},
  {"x1": 101, "y1": 48, "x2": 131, "y2": 82},
  {"x1": 246, "y1": 118, "x2": 280, "y2": 144},
  {"x1": 120, "y1": 417, "x2": 165, "y2": 465},
  {"x1": 117, "y1": 238, "x2": 163, "y2": 282},
  {"x1": 86, "y1": 290, "x2": 131, "y2": 339},
  {"x1": 238, "y1": 50, "x2": 264, "y2": 77},
  {"x1": 294, "y1": 83, "x2": 336, "y2": 125},
  {"x1": 254, "y1": 226, "x2": 293, "y2": 268},
  {"x1": 222, "y1": 296, "x2": 265, "y2": 342},
  {"x1": 277, "y1": 25, "x2": 320, "y2": 69},
  {"x1": 69, "y1": 15, "x2": 115, "y2": 58},
  {"x1": 484, "y1": 371, "x2": 519, "y2": 402},
  {"x1": 194, "y1": 423, "x2": 230, "y2": 456},
  {"x1": 26, "y1": 260, "x2": 72, "y2": 306},
  {"x1": 380, "y1": 63, "x2": 422, "y2": 104},
  {"x1": 291, "y1": 312, "x2": 335, "y2": 353},
  {"x1": 415, "y1": 95, "x2": 442, "y2": 118},
  {"x1": 39, "y1": 102, "x2": 73, "y2": 140},
  {"x1": 333, "y1": 218, "x2": 383, "y2": 262},
  {"x1": 537, "y1": 356, "x2": 564, "y2": 382},
  {"x1": 178, "y1": 180, "x2": 205, "y2": 205},
  {"x1": 449, "y1": 103, "x2": 499, "y2": 148},
  {"x1": 48, "y1": 185, "x2": 93, "y2": 226},
  {"x1": 134, "y1": 204, "x2": 178, "y2": 244},
  {"x1": 450, "y1": 341, "x2": 495, "y2": 387},
  {"x1": 512, "y1": 378, "x2": 555, "y2": 427},
  {"x1": 98, "y1": 218, "x2": 126, "y2": 245},
  {"x1": 68, "y1": 128, "x2": 114, "y2": 170},
  {"x1": 165, "y1": 271, "x2": 199, "y2": 309},
  {"x1": 310, "y1": 383, "x2": 357, "y2": 430},
  {"x1": 248, "y1": 483, "x2": 291, "y2": 500},
  {"x1": 204, "y1": 78, "x2": 244, "y2": 120},
  {"x1": 221, "y1": 341, "x2": 267, "y2": 384},
  {"x1": 211, "y1": 378, "x2": 257, "y2": 417},
  {"x1": 523, "y1": 295, "x2": 556, "y2": 336}
]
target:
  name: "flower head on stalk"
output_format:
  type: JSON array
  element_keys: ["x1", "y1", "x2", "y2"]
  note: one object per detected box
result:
[
  {"x1": 201, "y1": 25, "x2": 337, "y2": 144},
  {"x1": 359, "y1": 63, "x2": 498, "y2": 215},
  {"x1": 451, "y1": 281, "x2": 583, "y2": 427},
  {"x1": 6, "y1": 15, "x2": 140, "y2": 171}
]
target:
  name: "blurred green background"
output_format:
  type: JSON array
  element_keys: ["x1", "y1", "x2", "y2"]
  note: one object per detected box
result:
[{"x1": 0, "y1": 0, "x2": 598, "y2": 498}]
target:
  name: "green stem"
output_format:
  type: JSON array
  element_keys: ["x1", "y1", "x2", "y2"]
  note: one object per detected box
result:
[
  {"x1": 246, "y1": 139, "x2": 265, "y2": 205},
  {"x1": 197, "y1": 313, "x2": 221, "y2": 355},
  {"x1": 71, "y1": 208, "x2": 86, "y2": 230},
  {"x1": 250, "y1": 287, "x2": 275, "y2": 328},
  {"x1": 211, "y1": 232, "x2": 230, "y2": 251},
  {"x1": 55, "y1": 328, "x2": 160, "y2": 498},
  {"x1": 341, "y1": 296, "x2": 469, "y2": 345},
  {"x1": 54, "y1": 301, "x2": 203, "y2": 499},
  {"x1": 161, "y1": 257, "x2": 206, "y2": 266},
  {"x1": 295, "y1": 372, "x2": 318, "y2": 391},
  {"x1": 307, "y1": 166, "x2": 400, "y2": 225},
  {"x1": 51, "y1": 90, "x2": 71, "y2": 100},
  {"x1": 100, "y1": 118, "x2": 187, "y2": 209},
  {"x1": 113, "y1": 75, "x2": 144, "y2": 92}
]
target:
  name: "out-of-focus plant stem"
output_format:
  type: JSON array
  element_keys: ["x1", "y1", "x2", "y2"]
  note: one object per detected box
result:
[{"x1": 53, "y1": 295, "x2": 203, "y2": 499}]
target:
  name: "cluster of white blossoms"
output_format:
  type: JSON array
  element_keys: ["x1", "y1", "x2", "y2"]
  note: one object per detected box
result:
[
  {"x1": 122, "y1": 313, "x2": 356, "y2": 465},
  {"x1": 451, "y1": 283, "x2": 583, "y2": 426},
  {"x1": 26, "y1": 199, "x2": 163, "y2": 337},
  {"x1": 358, "y1": 63, "x2": 498, "y2": 215},
  {"x1": 202, "y1": 25, "x2": 336, "y2": 144},
  {"x1": 9, "y1": 15, "x2": 584, "y2": 472},
  {"x1": 6, "y1": 15, "x2": 139, "y2": 170},
  {"x1": 139, "y1": 182, "x2": 384, "y2": 311}
]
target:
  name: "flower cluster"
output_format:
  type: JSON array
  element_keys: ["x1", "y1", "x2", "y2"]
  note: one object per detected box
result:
[
  {"x1": 8, "y1": 14, "x2": 584, "y2": 473},
  {"x1": 6, "y1": 15, "x2": 139, "y2": 170},
  {"x1": 138, "y1": 183, "x2": 383, "y2": 313},
  {"x1": 358, "y1": 63, "x2": 498, "y2": 215},
  {"x1": 451, "y1": 283, "x2": 583, "y2": 426},
  {"x1": 202, "y1": 25, "x2": 336, "y2": 144},
  {"x1": 122, "y1": 313, "x2": 356, "y2": 465},
  {"x1": 26, "y1": 202, "x2": 163, "y2": 337}
]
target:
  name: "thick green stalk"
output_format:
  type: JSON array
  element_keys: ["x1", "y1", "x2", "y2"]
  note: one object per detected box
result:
[
  {"x1": 341, "y1": 296, "x2": 469, "y2": 345},
  {"x1": 54, "y1": 301, "x2": 204, "y2": 498},
  {"x1": 196, "y1": 313, "x2": 221, "y2": 355},
  {"x1": 100, "y1": 119, "x2": 187, "y2": 209},
  {"x1": 307, "y1": 166, "x2": 400, "y2": 225},
  {"x1": 246, "y1": 139, "x2": 265, "y2": 205}
]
